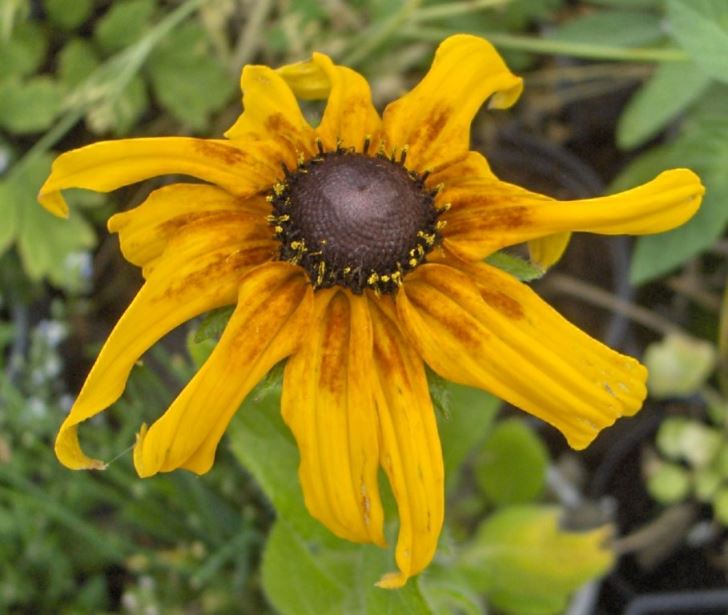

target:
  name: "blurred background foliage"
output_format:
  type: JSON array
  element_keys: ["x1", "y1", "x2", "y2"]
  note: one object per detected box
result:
[{"x1": 2, "y1": 0, "x2": 728, "y2": 613}]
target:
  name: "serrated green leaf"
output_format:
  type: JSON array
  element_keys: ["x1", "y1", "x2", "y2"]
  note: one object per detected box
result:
[
  {"x1": 147, "y1": 22, "x2": 235, "y2": 129},
  {"x1": 667, "y1": 0, "x2": 728, "y2": 84},
  {"x1": 0, "y1": 76, "x2": 62, "y2": 134},
  {"x1": 0, "y1": 154, "x2": 96, "y2": 287},
  {"x1": 617, "y1": 62, "x2": 711, "y2": 150},
  {"x1": 94, "y1": 0, "x2": 156, "y2": 52},
  {"x1": 0, "y1": 21, "x2": 47, "y2": 79},
  {"x1": 485, "y1": 251, "x2": 544, "y2": 281},
  {"x1": 57, "y1": 39, "x2": 100, "y2": 88},
  {"x1": 43, "y1": 0, "x2": 93, "y2": 31},
  {"x1": 548, "y1": 10, "x2": 664, "y2": 47},
  {"x1": 458, "y1": 506, "x2": 614, "y2": 615},
  {"x1": 474, "y1": 418, "x2": 549, "y2": 505}
]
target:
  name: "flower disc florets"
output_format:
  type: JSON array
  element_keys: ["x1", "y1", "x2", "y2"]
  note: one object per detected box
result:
[{"x1": 268, "y1": 147, "x2": 443, "y2": 294}]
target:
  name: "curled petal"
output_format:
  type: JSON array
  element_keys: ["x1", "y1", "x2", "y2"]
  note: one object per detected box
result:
[
  {"x1": 443, "y1": 168, "x2": 705, "y2": 260},
  {"x1": 39, "y1": 137, "x2": 286, "y2": 217},
  {"x1": 225, "y1": 65, "x2": 315, "y2": 157},
  {"x1": 282, "y1": 290, "x2": 385, "y2": 546},
  {"x1": 55, "y1": 233, "x2": 274, "y2": 470},
  {"x1": 369, "y1": 298, "x2": 444, "y2": 589},
  {"x1": 108, "y1": 183, "x2": 269, "y2": 270},
  {"x1": 397, "y1": 263, "x2": 647, "y2": 450},
  {"x1": 382, "y1": 34, "x2": 523, "y2": 172},
  {"x1": 134, "y1": 262, "x2": 312, "y2": 476},
  {"x1": 277, "y1": 52, "x2": 382, "y2": 152}
]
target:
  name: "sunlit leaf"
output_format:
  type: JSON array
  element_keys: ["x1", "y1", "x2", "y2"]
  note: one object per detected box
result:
[
  {"x1": 644, "y1": 333, "x2": 716, "y2": 398},
  {"x1": 458, "y1": 506, "x2": 614, "y2": 615}
]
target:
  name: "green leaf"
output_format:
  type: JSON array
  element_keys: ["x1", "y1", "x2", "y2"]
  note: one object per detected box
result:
[
  {"x1": 474, "y1": 418, "x2": 549, "y2": 505},
  {"x1": 57, "y1": 39, "x2": 100, "y2": 88},
  {"x1": 193, "y1": 306, "x2": 235, "y2": 343},
  {"x1": 458, "y1": 506, "x2": 614, "y2": 615},
  {"x1": 643, "y1": 333, "x2": 716, "y2": 398},
  {"x1": 0, "y1": 21, "x2": 47, "y2": 79},
  {"x1": 261, "y1": 521, "x2": 347, "y2": 615},
  {"x1": 228, "y1": 379, "x2": 435, "y2": 614},
  {"x1": 94, "y1": 0, "x2": 157, "y2": 52},
  {"x1": 713, "y1": 486, "x2": 728, "y2": 525},
  {"x1": 147, "y1": 22, "x2": 235, "y2": 129},
  {"x1": 617, "y1": 61, "x2": 712, "y2": 150},
  {"x1": 548, "y1": 10, "x2": 664, "y2": 47},
  {"x1": 646, "y1": 461, "x2": 691, "y2": 504},
  {"x1": 0, "y1": 154, "x2": 96, "y2": 287},
  {"x1": 0, "y1": 76, "x2": 62, "y2": 134},
  {"x1": 43, "y1": 0, "x2": 93, "y2": 31},
  {"x1": 486, "y1": 251, "x2": 544, "y2": 282},
  {"x1": 667, "y1": 0, "x2": 728, "y2": 84},
  {"x1": 437, "y1": 382, "x2": 500, "y2": 493}
]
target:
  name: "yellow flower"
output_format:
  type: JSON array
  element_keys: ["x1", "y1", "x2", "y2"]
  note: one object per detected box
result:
[{"x1": 39, "y1": 35, "x2": 703, "y2": 587}]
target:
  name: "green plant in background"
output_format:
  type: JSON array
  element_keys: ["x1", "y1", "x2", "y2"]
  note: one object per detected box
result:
[
  {"x1": 642, "y1": 288, "x2": 728, "y2": 527},
  {"x1": 3, "y1": 0, "x2": 728, "y2": 612}
]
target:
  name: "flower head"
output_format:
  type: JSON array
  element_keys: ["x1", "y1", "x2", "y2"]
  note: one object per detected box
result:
[{"x1": 39, "y1": 35, "x2": 704, "y2": 587}]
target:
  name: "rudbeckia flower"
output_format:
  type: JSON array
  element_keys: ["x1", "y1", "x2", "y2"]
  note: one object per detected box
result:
[{"x1": 39, "y1": 35, "x2": 703, "y2": 587}]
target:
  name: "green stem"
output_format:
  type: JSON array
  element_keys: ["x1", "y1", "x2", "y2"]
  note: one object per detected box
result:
[
  {"x1": 401, "y1": 26, "x2": 689, "y2": 62},
  {"x1": 413, "y1": 0, "x2": 511, "y2": 21}
]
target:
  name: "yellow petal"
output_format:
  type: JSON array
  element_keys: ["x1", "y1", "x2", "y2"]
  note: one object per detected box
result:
[
  {"x1": 134, "y1": 263, "x2": 312, "y2": 476},
  {"x1": 276, "y1": 52, "x2": 382, "y2": 152},
  {"x1": 425, "y1": 150, "x2": 497, "y2": 190},
  {"x1": 108, "y1": 183, "x2": 269, "y2": 270},
  {"x1": 397, "y1": 262, "x2": 647, "y2": 450},
  {"x1": 282, "y1": 290, "x2": 385, "y2": 546},
  {"x1": 382, "y1": 34, "x2": 522, "y2": 172},
  {"x1": 277, "y1": 58, "x2": 332, "y2": 100},
  {"x1": 369, "y1": 298, "x2": 444, "y2": 589},
  {"x1": 311, "y1": 52, "x2": 381, "y2": 152},
  {"x1": 55, "y1": 234, "x2": 274, "y2": 470},
  {"x1": 225, "y1": 65, "x2": 315, "y2": 157},
  {"x1": 528, "y1": 232, "x2": 572, "y2": 271},
  {"x1": 443, "y1": 168, "x2": 704, "y2": 260},
  {"x1": 38, "y1": 137, "x2": 285, "y2": 217}
]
